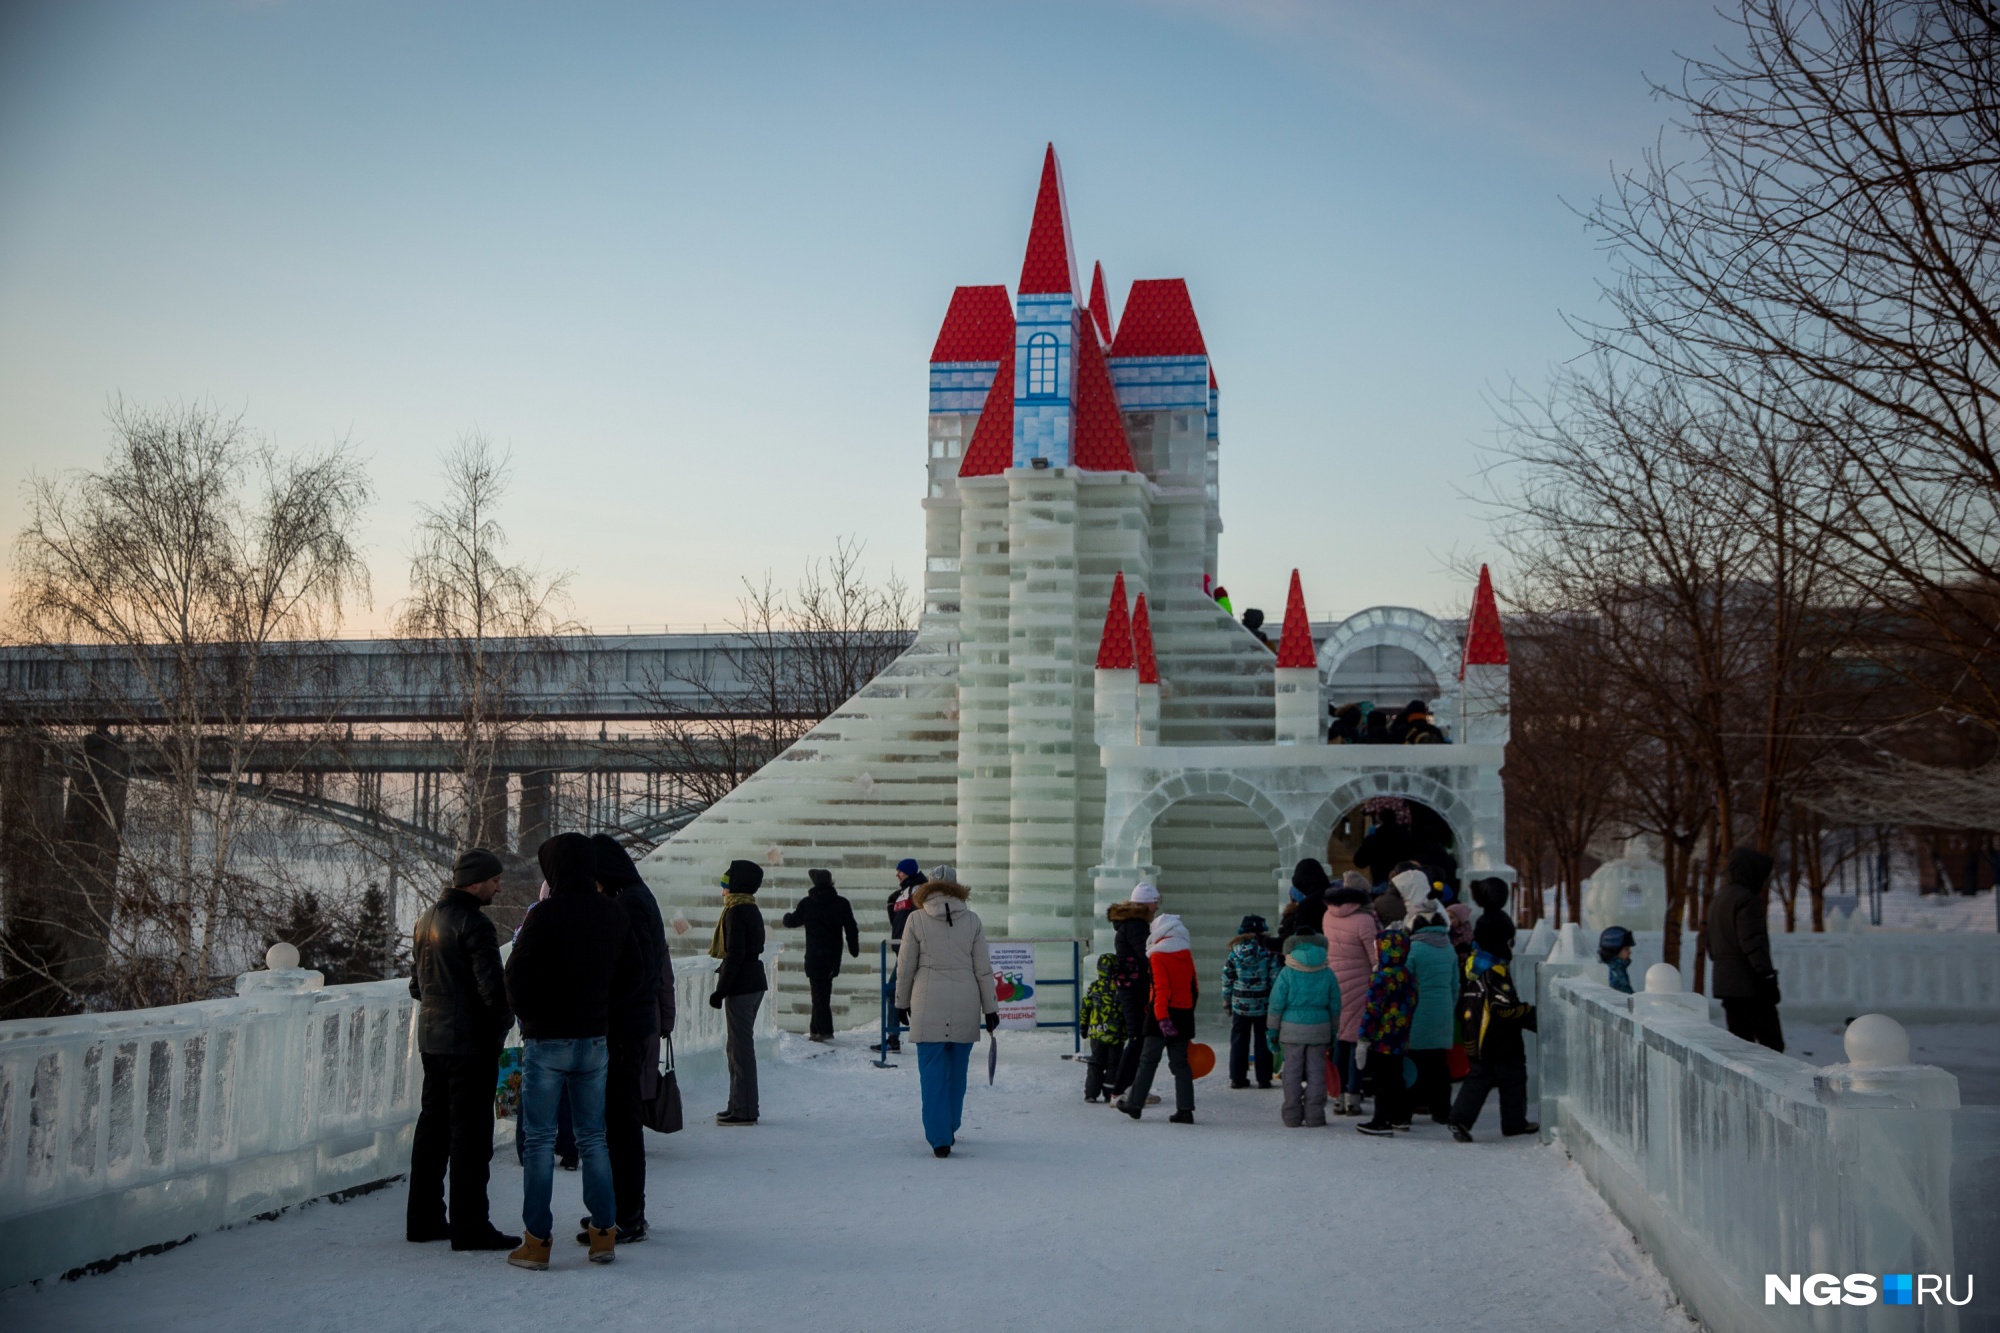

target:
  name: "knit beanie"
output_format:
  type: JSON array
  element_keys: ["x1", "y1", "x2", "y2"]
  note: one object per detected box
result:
[
  {"x1": 1371, "y1": 885, "x2": 1406, "y2": 925},
  {"x1": 452, "y1": 848, "x2": 503, "y2": 889},
  {"x1": 896, "y1": 857, "x2": 921, "y2": 878},
  {"x1": 1129, "y1": 881, "x2": 1160, "y2": 905},
  {"x1": 1238, "y1": 914, "x2": 1269, "y2": 935},
  {"x1": 929, "y1": 864, "x2": 958, "y2": 885},
  {"x1": 723, "y1": 859, "x2": 763, "y2": 893},
  {"x1": 1469, "y1": 877, "x2": 1510, "y2": 913},
  {"x1": 1597, "y1": 926, "x2": 1635, "y2": 962}
]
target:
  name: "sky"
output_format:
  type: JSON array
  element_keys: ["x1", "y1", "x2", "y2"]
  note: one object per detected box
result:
[{"x1": 0, "y1": 0, "x2": 1738, "y2": 633}]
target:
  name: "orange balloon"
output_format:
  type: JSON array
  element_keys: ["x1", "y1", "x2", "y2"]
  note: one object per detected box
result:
[{"x1": 1188, "y1": 1042, "x2": 1217, "y2": 1080}]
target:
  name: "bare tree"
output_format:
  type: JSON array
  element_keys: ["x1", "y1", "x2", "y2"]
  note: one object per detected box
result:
[
  {"x1": 4, "y1": 400, "x2": 369, "y2": 1011},
  {"x1": 642, "y1": 537, "x2": 913, "y2": 809},
  {"x1": 396, "y1": 434, "x2": 580, "y2": 858}
]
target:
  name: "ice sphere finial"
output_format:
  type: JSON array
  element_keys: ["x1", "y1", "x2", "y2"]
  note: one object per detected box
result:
[
  {"x1": 266, "y1": 941, "x2": 300, "y2": 971},
  {"x1": 1643, "y1": 963, "x2": 1682, "y2": 993},
  {"x1": 1844, "y1": 1013, "x2": 1909, "y2": 1067}
]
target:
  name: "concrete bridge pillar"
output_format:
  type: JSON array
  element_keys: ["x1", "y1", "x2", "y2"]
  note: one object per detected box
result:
[{"x1": 518, "y1": 770, "x2": 554, "y2": 856}]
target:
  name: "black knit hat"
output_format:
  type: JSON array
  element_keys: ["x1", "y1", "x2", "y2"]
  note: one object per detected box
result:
[
  {"x1": 723, "y1": 859, "x2": 763, "y2": 893},
  {"x1": 1238, "y1": 913, "x2": 1269, "y2": 935},
  {"x1": 1469, "y1": 877, "x2": 1511, "y2": 912},
  {"x1": 452, "y1": 848, "x2": 503, "y2": 889}
]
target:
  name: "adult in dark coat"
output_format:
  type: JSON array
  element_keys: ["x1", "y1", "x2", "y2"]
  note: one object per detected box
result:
[
  {"x1": 784, "y1": 868, "x2": 861, "y2": 1040},
  {"x1": 406, "y1": 849, "x2": 519, "y2": 1250},
  {"x1": 709, "y1": 859, "x2": 767, "y2": 1125},
  {"x1": 588, "y1": 834, "x2": 671, "y2": 1242},
  {"x1": 1706, "y1": 846, "x2": 1784, "y2": 1052},
  {"x1": 1106, "y1": 883, "x2": 1159, "y2": 1098},
  {"x1": 504, "y1": 833, "x2": 635, "y2": 1263},
  {"x1": 875, "y1": 860, "x2": 927, "y2": 1053},
  {"x1": 1277, "y1": 858, "x2": 1332, "y2": 942}
]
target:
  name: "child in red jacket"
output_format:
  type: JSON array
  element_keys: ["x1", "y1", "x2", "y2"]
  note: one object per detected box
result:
[{"x1": 1116, "y1": 914, "x2": 1199, "y2": 1123}]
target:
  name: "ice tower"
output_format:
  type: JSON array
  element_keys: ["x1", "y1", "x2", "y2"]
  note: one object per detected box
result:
[{"x1": 643, "y1": 145, "x2": 1510, "y2": 1030}]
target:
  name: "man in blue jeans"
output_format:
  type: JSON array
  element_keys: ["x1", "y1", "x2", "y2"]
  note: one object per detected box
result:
[{"x1": 503, "y1": 832, "x2": 636, "y2": 1269}]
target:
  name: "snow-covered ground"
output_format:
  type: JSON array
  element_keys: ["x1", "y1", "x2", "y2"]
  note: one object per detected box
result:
[{"x1": 2, "y1": 1031, "x2": 1696, "y2": 1333}]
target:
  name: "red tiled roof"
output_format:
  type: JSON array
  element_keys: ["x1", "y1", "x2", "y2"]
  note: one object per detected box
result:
[
  {"x1": 1018, "y1": 144, "x2": 1079, "y2": 297},
  {"x1": 1095, "y1": 572, "x2": 1134, "y2": 670},
  {"x1": 1132, "y1": 593, "x2": 1158, "y2": 685},
  {"x1": 930, "y1": 285, "x2": 1014, "y2": 363},
  {"x1": 1087, "y1": 262, "x2": 1113, "y2": 343},
  {"x1": 1109, "y1": 278, "x2": 1208, "y2": 359},
  {"x1": 1461, "y1": 564, "x2": 1509, "y2": 675},
  {"x1": 1071, "y1": 312, "x2": 1137, "y2": 472},
  {"x1": 1209, "y1": 366, "x2": 1218, "y2": 390},
  {"x1": 959, "y1": 341, "x2": 1014, "y2": 477},
  {"x1": 1277, "y1": 569, "x2": 1316, "y2": 668}
]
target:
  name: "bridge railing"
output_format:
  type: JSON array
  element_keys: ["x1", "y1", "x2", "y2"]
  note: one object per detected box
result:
[{"x1": 1539, "y1": 970, "x2": 1968, "y2": 1333}]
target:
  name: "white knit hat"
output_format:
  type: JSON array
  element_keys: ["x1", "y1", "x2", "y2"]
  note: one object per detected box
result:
[{"x1": 1128, "y1": 881, "x2": 1160, "y2": 905}]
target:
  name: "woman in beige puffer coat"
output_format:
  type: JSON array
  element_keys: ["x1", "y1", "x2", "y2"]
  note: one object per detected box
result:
[{"x1": 892, "y1": 873, "x2": 998, "y2": 1156}]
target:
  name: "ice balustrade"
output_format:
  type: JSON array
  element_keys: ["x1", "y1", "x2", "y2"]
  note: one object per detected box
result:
[
  {"x1": 1538, "y1": 965, "x2": 1980, "y2": 1333},
  {"x1": 0, "y1": 945, "x2": 770, "y2": 1290},
  {"x1": 1544, "y1": 924, "x2": 2000, "y2": 1020}
]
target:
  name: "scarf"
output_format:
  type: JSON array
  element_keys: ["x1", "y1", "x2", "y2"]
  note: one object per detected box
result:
[{"x1": 708, "y1": 893, "x2": 758, "y2": 959}]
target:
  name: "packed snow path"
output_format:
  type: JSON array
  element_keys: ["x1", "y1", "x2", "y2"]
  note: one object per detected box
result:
[{"x1": 5, "y1": 1032, "x2": 1693, "y2": 1333}]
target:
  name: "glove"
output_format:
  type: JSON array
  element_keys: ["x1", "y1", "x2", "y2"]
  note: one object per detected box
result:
[
  {"x1": 1157, "y1": 1016, "x2": 1178, "y2": 1039},
  {"x1": 708, "y1": 993, "x2": 722, "y2": 1010},
  {"x1": 1266, "y1": 1032, "x2": 1282, "y2": 1054},
  {"x1": 1354, "y1": 1045, "x2": 1369, "y2": 1069},
  {"x1": 1759, "y1": 973, "x2": 1782, "y2": 1005},
  {"x1": 896, "y1": 1008, "x2": 910, "y2": 1027},
  {"x1": 985, "y1": 1012, "x2": 1000, "y2": 1033}
]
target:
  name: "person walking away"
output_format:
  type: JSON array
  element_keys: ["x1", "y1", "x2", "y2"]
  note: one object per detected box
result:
[
  {"x1": 504, "y1": 834, "x2": 635, "y2": 1269},
  {"x1": 1355, "y1": 913, "x2": 1416, "y2": 1136},
  {"x1": 1323, "y1": 873, "x2": 1378, "y2": 1116},
  {"x1": 1221, "y1": 914, "x2": 1279, "y2": 1089},
  {"x1": 1448, "y1": 879, "x2": 1538, "y2": 1141},
  {"x1": 1277, "y1": 858, "x2": 1332, "y2": 944},
  {"x1": 783, "y1": 868, "x2": 861, "y2": 1041},
  {"x1": 1706, "y1": 847, "x2": 1784, "y2": 1052},
  {"x1": 1405, "y1": 901, "x2": 1460, "y2": 1125},
  {"x1": 891, "y1": 868, "x2": 997, "y2": 1156},
  {"x1": 709, "y1": 859, "x2": 769, "y2": 1124},
  {"x1": 407, "y1": 849, "x2": 519, "y2": 1252},
  {"x1": 587, "y1": 835, "x2": 669, "y2": 1245},
  {"x1": 875, "y1": 860, "x2": 926, "y2": 1053},
  {"x1": 1266, "y1": 934, "x2": 1339, "y2": 1127},
  {"x1": 1106, "y1": 883, "x2": 1159, "y2": 1101},
  {"x1": 1079, "y1": 954, "x2": 1128, "y2": 1102},
  {"x1": 1598, "y1": 926, "x2": 1636, "y2": 995},
  {"x1": 1117, "y1": 913, "x2": 1198, "y2": 1124}
]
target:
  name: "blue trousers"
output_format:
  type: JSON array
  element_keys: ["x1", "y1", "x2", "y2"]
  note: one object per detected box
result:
[
  {"x1": 916, "y1": 1041, "x2": 973, "y2": 1148},
  {"x1": 519, "y1": 1037, "x2": 615, "y2": 1241}
]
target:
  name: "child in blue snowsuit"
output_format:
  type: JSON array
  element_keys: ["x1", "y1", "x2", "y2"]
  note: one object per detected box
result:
[
  {"x1": 1221, "y1": 914, "x2": 1280, "y2": 1088},
  {"x1": 1598, "y1": 926, "x2": 1635, "y2": 994}
]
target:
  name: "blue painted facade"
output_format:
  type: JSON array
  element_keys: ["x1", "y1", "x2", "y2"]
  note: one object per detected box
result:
[
  {"x1": 929, "y1": 362, "x2": 1001, "y2": 416},
  {"x1": 1106, "y1": 356, "x2": 1209, "y2": 413},
  {"x1": 1013, "y1": 293, "x2": 1076, "y2": 467}
]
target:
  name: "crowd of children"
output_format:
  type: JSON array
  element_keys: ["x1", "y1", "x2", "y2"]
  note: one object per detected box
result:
[{"x1": 1079, "y1": 862, "x2": 1544, "y2": 1141}]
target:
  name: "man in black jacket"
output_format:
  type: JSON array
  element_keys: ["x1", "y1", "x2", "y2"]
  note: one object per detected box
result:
[
  {"x1": 709, "y1": 858, "x2": 767, "y2": 1125},
  {"x1": 502, "y1": 833, "x2": 636, "y2": 1269},
  {"x1": 407, "y1": 849, "x2": 519, "y2": 1250},
  {"x1": 587, "y1": 834, "x2": 670, "y2": 1244},
  {"x1": 1706, "y1": 846, "x2": 1785, "y2": 1052},
  {"x1": 783, "y1": 868, "x2": 861, "y2": 1041}
]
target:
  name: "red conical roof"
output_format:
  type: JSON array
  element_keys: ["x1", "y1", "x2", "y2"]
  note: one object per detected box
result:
[
  {"x1": 930, "y1": 286, "x2": 1015, "y2": 363},
  {"x1": 1095, "y1": 572, "x2": 1134, "y2": 670},
  {"x1": 1110, "y1": 278, "x2": 1208, "y2": 358},
  {"x1": 1461, "y1": 564, "x2": 1509, "y2": 675},
  {"x1": 1087, "y1": 262, "x2": 1113, "y2": 343},
  {"x1": 1072, "y1": 312, "x2": 1137, "y2": 472},
  {"x1": 1018, "y1": 144, "x2": 1080, "y2": 297},
  {"x1": 1277, "y1": 569, "x2": 1316, "y2": 668},
  {"x1": 1132, "y1": 593, "x2": 1158, "y2": 684},
  {"x1": 959, "y1": 340, "x2": 1014, "y2": 477}
]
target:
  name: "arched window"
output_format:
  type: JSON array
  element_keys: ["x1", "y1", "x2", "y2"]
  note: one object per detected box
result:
[{"x1": 1025, "y1": 333, "x2": 1059, "y2": 397}]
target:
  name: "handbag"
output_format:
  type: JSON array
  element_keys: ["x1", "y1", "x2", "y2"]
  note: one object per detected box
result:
[{"x1": 642, "y1": 1035, "x2": 684, "y2": 1134}]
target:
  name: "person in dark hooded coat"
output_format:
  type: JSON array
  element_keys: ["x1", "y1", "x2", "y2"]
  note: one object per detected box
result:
[
  {"x1": 1277, "y1": 858, "x2": 1332, "y2": 942},
  {"x1": 586, "y1": 834, "x2": 670, "y2": 1244},
  {"x1": 783, "y1": 869, "x2": 861, "y2": 1041},
  {"x1": 1705, "y1": 846, "x2": 1784, "y2": 1052}
]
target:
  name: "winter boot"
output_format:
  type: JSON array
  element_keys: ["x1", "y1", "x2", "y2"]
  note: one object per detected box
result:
[
  {"x1": 508, "y1": 1232, "x2": 552, "y2": 1271},
  {"x1": 1503, "y1": 1123, "x2": 1542, "y2": 1137},
  {"x1": 1450, "y1": 1123, "x2": 1474, "y2": 1143},
  {"x1": 1356, "y1": 1119, "x2": 1396, "y2": 1137},
  {"x1": 1168, "y1": 1110, "x2": 1194, "y2": 1124},
  {"x1": 1229, "y1": 1079, "x2": 1250, "y2": 1090},
  {"x1": 587, "y1": 1224, "x2": 617, "y2": 1264}
]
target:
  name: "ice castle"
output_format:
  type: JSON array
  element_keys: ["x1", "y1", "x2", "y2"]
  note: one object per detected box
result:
[{"x1": 641, "y1": 145, "x2": 1512, "y2": 1027}]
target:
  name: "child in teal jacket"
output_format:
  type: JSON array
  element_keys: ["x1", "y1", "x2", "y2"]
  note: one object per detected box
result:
[{"x1": 1264, "y1": 936, "x2": 1340, "y2": 1128}]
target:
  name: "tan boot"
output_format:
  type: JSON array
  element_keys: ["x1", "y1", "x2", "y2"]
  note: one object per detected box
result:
[
  {"x1": 587, "y1": 1224, "x2": 617, "y2": 1264},
  {"x1": 508, "y1": 1232, "x2": 552, "y2": 1271}
]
